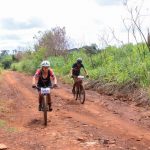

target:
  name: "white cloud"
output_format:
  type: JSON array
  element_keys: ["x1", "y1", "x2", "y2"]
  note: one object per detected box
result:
[
  {"x1": 94, "y1": 0, "x2": 122, "y2": 6},
  {"x1": 0, "y1": 0, "x2": 150, "y2": 50}
]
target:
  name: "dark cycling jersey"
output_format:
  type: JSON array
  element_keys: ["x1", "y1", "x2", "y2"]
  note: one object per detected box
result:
[
  {"x1": 34, "y1": 69, "x2": 54, "y2": 87},
  {"x1": 72, "y1": 63, "x2": 84, "y2": 76}
]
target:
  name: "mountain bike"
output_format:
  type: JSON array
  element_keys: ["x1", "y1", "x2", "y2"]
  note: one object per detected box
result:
[
  {"x1": 33, "y1": 86, "x2": 52, "y2": 126},
  {"x1": 73, "y1": 76, "x2": 85, "y2": 104}
]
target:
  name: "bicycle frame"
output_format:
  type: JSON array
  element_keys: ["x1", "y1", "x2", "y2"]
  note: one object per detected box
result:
[
  {"x1": 33, "y1": 86, "x2": 51, "y2": 126},
  {"x1": 41, "y1": 87, "x2": 51, "y2": 126},
  {"x1": 74, "y1": 76, "x2": 85, "y2": 104}
]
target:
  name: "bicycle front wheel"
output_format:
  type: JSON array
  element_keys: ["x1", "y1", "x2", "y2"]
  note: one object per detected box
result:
[
  {"x1": 79, "y1": 86, "x2": 85, "y2": 104},
  {"x1": 43, "y1": 96, "x2": 48, "y2": 126}
]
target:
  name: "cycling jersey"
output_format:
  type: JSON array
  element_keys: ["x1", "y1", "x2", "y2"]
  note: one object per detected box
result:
[
  {"x1": 72, "y1": 63, "x2": 84, "y2": 76},
  {"x1": 34, "y1": 69, "x2": 54, "y2": 87}
]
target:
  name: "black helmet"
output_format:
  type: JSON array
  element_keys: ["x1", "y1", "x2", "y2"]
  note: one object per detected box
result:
[{"x1": 77, "y1": 58, "x2": 82, "y2": 64}]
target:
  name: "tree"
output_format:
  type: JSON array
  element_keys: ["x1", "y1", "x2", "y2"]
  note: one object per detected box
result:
[
  {"x1": 0, "y1": 50, "x2": 9, "y2": 57},
  {"x1": 148, "y1": 28, "x2": 150, "y2": 50},
  {"x1": 33, "y1": 26, "x2": 69, "y2": 57},
  {"x1": 83, "y1": 44, "x2": 98, "y2": 68},
  {"x1": 1, "y1": 55, "x2": 13, "y2": 69},
  {"x1": 123, "y1": 0, "x2": 150, "y2": 52}
]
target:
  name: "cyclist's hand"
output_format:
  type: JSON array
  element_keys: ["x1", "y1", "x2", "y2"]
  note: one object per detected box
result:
[
  {"x1": 70, "y1": 75, "x2": 73, "y2": 78},
  {"x1": 32, "y1": 85, "x2": 36, "y2": 88},
  {"x1": 86, "y1": 74, "x2": 89, "y2": 78}
]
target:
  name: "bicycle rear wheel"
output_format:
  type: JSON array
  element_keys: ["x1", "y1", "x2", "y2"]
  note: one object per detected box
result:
[
  {"x1": 43, "y1": 96, "x2": 48, "y2": 126},
  {"x1": 79, "y1": 86, "x2": 85, "y2": 104}
]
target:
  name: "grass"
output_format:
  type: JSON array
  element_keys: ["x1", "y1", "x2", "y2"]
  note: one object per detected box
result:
[
  {"x1": 11, "y1": 43, "x2": 150, "y2": 88},
  {"x1": 0, "y1": 119, "x2": 6, "y2": 128},
  {"x1": 0, "y1": 119, "x2": 19, "y2": 133},
  {"x1": 7, "y1": 127, "x2": 18, "y2": 133}
]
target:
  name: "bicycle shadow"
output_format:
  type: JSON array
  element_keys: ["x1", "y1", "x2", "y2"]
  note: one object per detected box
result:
[
  {"x1": 67, "y1": 100, "x2": 78, "y2": 105},
  {"x1": 25, "y1": 118, "x2": 51, "y2": 128}
]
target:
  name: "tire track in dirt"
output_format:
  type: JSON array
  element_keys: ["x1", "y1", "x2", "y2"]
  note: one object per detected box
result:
[
  {"x1": 51, "y1": 88, "x2": 150, "y2": 147},
  {"x1": 3, "y1": 72, "x2": 40, "y2": 128}
]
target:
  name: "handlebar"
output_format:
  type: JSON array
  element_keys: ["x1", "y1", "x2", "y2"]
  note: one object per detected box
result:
[
  {"x1": 70, "y1": 75, "x2": 89, "y2": 79},
  {"x1": 32, "y1": 85, "x2": 56, "y2": 90}
]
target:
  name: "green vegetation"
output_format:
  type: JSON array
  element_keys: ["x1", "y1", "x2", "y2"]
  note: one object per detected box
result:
[
  {"x1": 0, "y1": 67, "x2": 2, "y2": 74},
  {"x1": 10, "y1": 43, "x2": 150, "y2": 87},
  {"x1": 0, "y1": 27, "x2": 149, "y2": 89},
  {"x1": 0, "y1": 51, "x2": 13, "y2": 69},
  {"x1": 0, "y1": 119, "x2": 18, "y2": 133},
  {"x1": 1, "y1": 55, "x2": 13, "y2": 69},
  {"x1": 0, "y1": 119, "x2": 6, "y2": 128},
  {"x1": 7, "y1": 127, "x2": 18, "y2": 133},
  {"x1": 11, "y1": 48, "x2": 46, "y2": 74}
]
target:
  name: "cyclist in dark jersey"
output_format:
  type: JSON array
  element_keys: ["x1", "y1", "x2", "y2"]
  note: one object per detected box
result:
[
  {"x1": 70, "y1": 58, "x2": 88, "y2": 94},
  {"x1": 32, "y1": 60, "x2": 57, "y2": 111}
]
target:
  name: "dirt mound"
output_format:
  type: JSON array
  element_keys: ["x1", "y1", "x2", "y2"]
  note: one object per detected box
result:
[
  {"x1": 85, "y1": 79, "x2": 138, "y2": 93},
  {"x1": 85, "y1": 80, "x2": 150, "y2": 107}
]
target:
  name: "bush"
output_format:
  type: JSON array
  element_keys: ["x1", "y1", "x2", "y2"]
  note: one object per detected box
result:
[
  {"x1": 11, "y1": 43, "x2": 150, "y2": 88},
  {"x1": 1, "y1": 55, "x2": 13, "y2": 69}
]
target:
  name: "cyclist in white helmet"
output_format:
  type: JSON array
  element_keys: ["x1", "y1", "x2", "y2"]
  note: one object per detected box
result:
[{"x1": 32, "y1": 60, "x2": 57, "y2": 111}]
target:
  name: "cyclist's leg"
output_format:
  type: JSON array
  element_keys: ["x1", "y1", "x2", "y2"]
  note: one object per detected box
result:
[
  {"x1": 47, "y1": 94, "x2": 52, "y2": 111},
  {"x1": 38, "y1": 91, "x2": 43, "y2": 111},
  {"x1": 72, "y1": 76, "x2": 77, "y2": 94},
  {"x1": 80, "y1": 80, "x2": 83, "y2": 90}
]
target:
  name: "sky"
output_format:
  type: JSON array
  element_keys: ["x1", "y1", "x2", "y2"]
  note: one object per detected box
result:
[{"x1": 0, "y1": 0, "x2": 150, "y2": 51}]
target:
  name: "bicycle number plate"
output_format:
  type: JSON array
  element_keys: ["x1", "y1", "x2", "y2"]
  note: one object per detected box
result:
[
  {"x1": 78, "y1": 76, "x2": 84, "y2": 79},
  {"x1": 41, "y1": 88, "x2": 50, "y2": 94}
]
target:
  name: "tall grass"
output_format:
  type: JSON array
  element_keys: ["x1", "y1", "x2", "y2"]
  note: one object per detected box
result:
[
  {"x1": 11, "y1": 48, "x2": 46, "y2": 74},
  {"x1": 0, "y1": 64, "x2": 3, "y2": 75},
  {"x1": 11, "y1": 43, "x2": 150, "y2": 87}
]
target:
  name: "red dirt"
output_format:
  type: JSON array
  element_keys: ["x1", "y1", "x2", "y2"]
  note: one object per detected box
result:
[{"x1": 0, "y1": 71, "x2": 150, "y2": 150}]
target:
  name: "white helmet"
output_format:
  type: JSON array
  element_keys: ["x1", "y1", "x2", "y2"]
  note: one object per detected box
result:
[{"x1": 41, "y1": 60, "x2": 50, "y2": 67}]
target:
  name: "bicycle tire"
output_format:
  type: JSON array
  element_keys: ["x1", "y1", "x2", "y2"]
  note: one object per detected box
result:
[
  {"x1": 43, "y1": 96, "x2": 48, "y2": 126},
  {"x1": 74, "y1": 86, "x2": 79, "y2": 100},
  {"x1": 79, "y1": 86, "x2": 85, "y2": 104}
]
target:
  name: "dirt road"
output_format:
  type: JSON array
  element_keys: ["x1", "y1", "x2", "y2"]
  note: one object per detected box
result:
[{"x1": 0, "y1": 71, "x2": 150, "y2": 150}]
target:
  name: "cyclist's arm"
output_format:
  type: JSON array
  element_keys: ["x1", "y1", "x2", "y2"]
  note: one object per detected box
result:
[
  {"x1": 82, "y1": 64, "x2": 88, "y2": 76},
  {"x1": 70, "y1": 68, "x2": 73, "y2": 76},
  {"x1": 32, "y1": 76, "x2": 39, "y2": 85},
  {"x1": 50, "y1": 69, "x2": 57, "y2": 85},
  {"x1": 32, "y1": 77, "x2": 36, "y2": 85},
  {"x1": 83, "y1": 68, "x2": 88, "y2": 75},
  {"x1": 52, "y1": 75, "x2": 57, "y2": 85},
  {"x1": 32, "y1": 69, "x2": 40, "y2": 85}
]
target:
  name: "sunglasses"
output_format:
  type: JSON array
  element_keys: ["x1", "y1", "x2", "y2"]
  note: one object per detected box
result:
[{"x1": 43, "y1": 67, "x2": 49, "y2": 69}]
